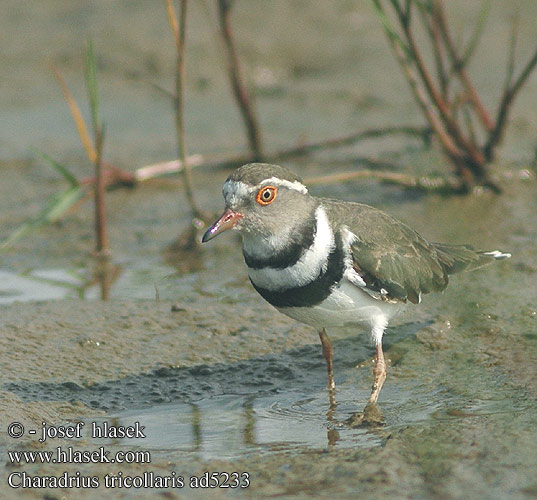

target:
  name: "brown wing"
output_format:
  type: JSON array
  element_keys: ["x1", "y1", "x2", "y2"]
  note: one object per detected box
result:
[{"x1": 324, "y1": 200, "x2": 449, "y2": 304}]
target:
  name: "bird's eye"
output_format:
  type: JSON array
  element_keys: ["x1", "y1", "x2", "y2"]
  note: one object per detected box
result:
[{"x1": 256, "y1": 186, "x2": 277, "y2": 205}]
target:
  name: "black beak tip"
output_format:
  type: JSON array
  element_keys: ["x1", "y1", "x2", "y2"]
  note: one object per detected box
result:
[{"x1": 201, "y1": 229, "x2": 211, "y2": 243}]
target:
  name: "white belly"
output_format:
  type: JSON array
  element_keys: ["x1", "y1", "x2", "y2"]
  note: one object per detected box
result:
[{"x1": 276, "y1": 279, "x2": 402, "y2": 342}]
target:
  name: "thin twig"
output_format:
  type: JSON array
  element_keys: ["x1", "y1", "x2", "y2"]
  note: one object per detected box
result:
[
  {"x1": 503, "y1": 13, "x2": 520, "y2": 93},
  {"x1": 305, "y1": 169, "x2": 463, "y2": 193},
  {"x1": 374, "y1": 0, "x2": 502, "y2": 190},
  {"x1": 77, "y1": 125, "x2": 430, "y2": 189},
  {"x1": 131, "y1": 125, "x2": 432, "y2": 182},
  {"x1": 385, "y1": 28, "x2": 464, "y2": 164},
  {"x1": 460, "y1": 0, "x2": 492, "y2": 69},
  {"x1": 504, "y1": 49, "x2": 537, "y2": 108},
  {"x1": 136, "y1": 146, "x2": 464, "y2": 194},
  {"x1": 217, "y1": 0, "x2": 263, "y2": 159},
  {"x1": 434, "y1": 1, "x2": 494, "y2": 132},
  {"x1": 380, "y1": 2, "x2": 458, "y2": 156},
  {"x1": 461, "y1": 102, "x2": 478, "y2": 147},
  {"x1": 166, "y1": 0, "x2": 205, "y2": 220},
  {"x1": 135, "y1": 156, "x2": 203, "y2": 182},
  {"x1": 484, "y1": 46, "x2": 537, "y2": 161},
  {"x1": 146, "y1": 79, "x2": 176, "y2": 100},
  {"x1": 416, "y1": 3, "x2": 449, "y2": 97},
  {"x1": 52, "y1": 65, "x2": 96, "y2": 163},
  {"x1": 80, "y1": 165, "x2": 136, "y2": 188},
  {"x1": 272, "y1": 125, "x2": 432, "y2": 160},
  {"x1": 395, "y1": 2, "x2": 485, "y2": 170}
]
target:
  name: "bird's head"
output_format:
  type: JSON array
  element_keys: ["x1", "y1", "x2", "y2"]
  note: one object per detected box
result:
[{"x1": 202, "y1": 163, "x2": 314, "y2": 243}]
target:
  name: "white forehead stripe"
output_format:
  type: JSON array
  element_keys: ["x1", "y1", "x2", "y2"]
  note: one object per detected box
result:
[
  {"x1": 247, "y1": 205, "x2": 334, "y2": 291},
  {"x1": 222, "y1": 177, "x2": 308, "y2": 205},
  {"x1": 260, "y1": 177, "x2": 308, "y2": 194}
]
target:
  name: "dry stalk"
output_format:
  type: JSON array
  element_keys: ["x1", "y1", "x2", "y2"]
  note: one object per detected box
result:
[
  {"x1": 432, "y1": 1, "x2": 494, "y2": 132},
  {"x1": 52, "y1": 65, "x2": 97, "y2": 163},
  {"x1": 132, "y1": 125, "x2": 430, "y2": 181},
  {"x1": 165, "y1": 0, "x2": 206, "y2": 222},
  {"x1": 306, "y1": 169, "x2": 462, "y2": 194},
  {"x1": 76, "y1": 125, "x2": 431, "y2": 191},
  {"x1": 484, "y1": 47, "x2": 537, "y2": 161},
  {"x1": 217, "y1": 0, "x2": 263, "y2": 159},
  {"x1": 373, "y1": 0, "x2": 537, "y2": 193}
]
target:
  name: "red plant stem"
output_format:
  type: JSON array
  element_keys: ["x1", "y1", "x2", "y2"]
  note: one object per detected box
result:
[
  {"x1": 176, "y1": 1, "x2": 203, "y2": 219},
  {"x1": 166, "y1": 0, "x2": 205, "y2": 221},
  {"x1": 433, "y1": 1, "x2": 495, "y2": 133},
  {"x1": 390, "y1": 41, "x2": 461, "y2": 160},
  {"x1": 397, "y1": 7, "x2": 486, "y2": 173},
  {"x1": 485, "y1": 47, "x2": 537, "y2": 160},
  {"x1": 217, "y1": 0, "x2": 263, "y2": 160}
]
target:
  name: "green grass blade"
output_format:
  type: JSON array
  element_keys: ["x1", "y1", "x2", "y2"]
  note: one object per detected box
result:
[
  {"x1": 461, "y1": 0, "x2": 492, "y2": 67},
  {"x1": 414, "y1": 0, "x2": 432, "y2": 14},
  {"x1": 0, "y1": 185, "x2": 85, "y2": 251},
  {"x1": 84, "y1": 39, "x2": 100, "y2": 136},
  {"x1": 30, "y1": 148, "x2": 79, "y2": 187},
  {"x1": 46, "y1": 186, "x2": 85, "y2": 221},
  {"x1": 371, "y1": 0, "x2": 411, "y2": 59}
]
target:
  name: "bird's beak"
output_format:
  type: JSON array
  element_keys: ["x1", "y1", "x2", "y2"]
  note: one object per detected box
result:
[{"x1": 202, "y1": 208, "x2": 243, "y2": 243}]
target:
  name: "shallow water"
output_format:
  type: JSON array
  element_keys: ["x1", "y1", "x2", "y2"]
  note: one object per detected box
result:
[{"x1": 6, "y1": 321, "x2": 434, "y2": 459}]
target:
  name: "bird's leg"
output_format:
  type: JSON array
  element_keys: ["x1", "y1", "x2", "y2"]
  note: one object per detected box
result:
[
  {"x1": 344, "y1": 339, "x2": 386, "y2": 427},
  {"x1": 318, "y1": 328, "x2": 335, "y2": 391},
  {"x1": 368, "y1": 342, "x2": 387, "y2": 404}
]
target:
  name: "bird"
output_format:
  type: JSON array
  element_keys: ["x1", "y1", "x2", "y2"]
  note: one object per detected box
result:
[{"x1": 202, "y1": 163, "x2": 510, "y2": 418}]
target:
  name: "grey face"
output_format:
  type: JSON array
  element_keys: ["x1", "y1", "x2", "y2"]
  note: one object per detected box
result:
[
  {"x1": 202, "y1": 163, "x2": 317, "y2": 246},
  {"x1": 222, "y1": 173, "x2": 315, "y2": 240}
]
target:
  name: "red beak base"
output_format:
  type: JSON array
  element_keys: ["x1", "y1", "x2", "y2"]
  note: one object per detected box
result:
[{"x1": 202, "y1": 208, "x2": 243, "y2": 243}]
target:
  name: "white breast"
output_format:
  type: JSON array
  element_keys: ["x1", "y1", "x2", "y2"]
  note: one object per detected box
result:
[{"x1": 247, "y1": 205, "x2": 334, "y2": 291}]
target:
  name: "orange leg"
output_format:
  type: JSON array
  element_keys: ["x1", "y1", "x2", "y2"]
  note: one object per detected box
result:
[
  {"x1": 318, "y1": 328, "x2": 335, "y2": 391},
  {"x1": 368, "y1": 342, "x2": 387, "y2": 404}
]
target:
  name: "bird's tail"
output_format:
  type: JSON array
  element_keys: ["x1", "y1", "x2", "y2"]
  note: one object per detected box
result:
[{"x1": 432, "y1": 243, "x2": 511, "y2": 275}]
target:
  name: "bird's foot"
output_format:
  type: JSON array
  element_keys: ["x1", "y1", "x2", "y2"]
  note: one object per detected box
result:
[{"x1": 344, "y1": 403, "x2": 385, "y2": 428}]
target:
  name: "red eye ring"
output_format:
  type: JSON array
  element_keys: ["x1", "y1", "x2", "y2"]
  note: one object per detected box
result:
[{"x1": 256, "y1": 186, "x2": 277, "y2": 205}]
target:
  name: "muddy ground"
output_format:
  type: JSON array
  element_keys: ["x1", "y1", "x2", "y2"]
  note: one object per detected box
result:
[{"x1": 1, "y1": 1, "x2": 537, "y2": 499}]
